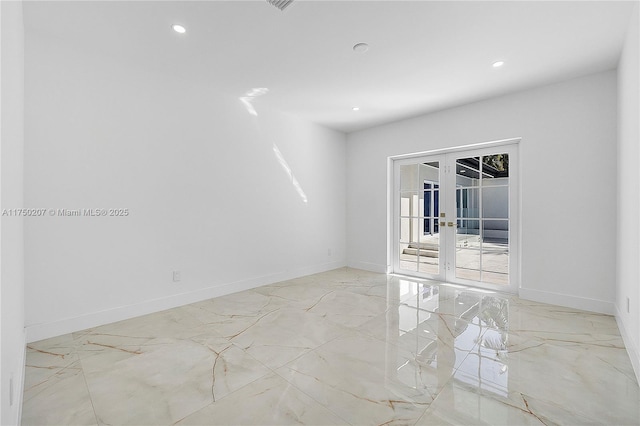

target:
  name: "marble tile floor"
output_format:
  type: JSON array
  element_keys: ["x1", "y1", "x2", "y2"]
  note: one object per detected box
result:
[{"x1": 22, "y1": 268, "x2": 640, "y2": 425}]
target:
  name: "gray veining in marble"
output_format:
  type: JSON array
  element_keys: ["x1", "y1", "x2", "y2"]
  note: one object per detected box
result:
[{"x1": 21, "y1": 268, "x2": 640, "y2": 425}]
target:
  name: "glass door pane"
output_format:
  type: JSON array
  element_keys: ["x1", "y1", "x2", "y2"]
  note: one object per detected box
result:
[
  {"x1": 454, "y1": 154, "x2": 510, "y2": 286},
  {"x1": 398, "y1": 160, "x2": 441, "y2": 277}
]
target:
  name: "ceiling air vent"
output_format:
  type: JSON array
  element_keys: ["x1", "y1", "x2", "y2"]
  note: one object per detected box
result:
[{"x1": 266, "y1": 0, "x2": 294, "y2": 11}]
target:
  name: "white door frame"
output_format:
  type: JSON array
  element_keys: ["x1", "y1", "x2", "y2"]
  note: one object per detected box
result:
[
  {"x1": 392, "y1": 154, "x2": 447, "y2": 281},
  {"x1": 389, "y1": 138, "x2": 520, "y2": 293}
]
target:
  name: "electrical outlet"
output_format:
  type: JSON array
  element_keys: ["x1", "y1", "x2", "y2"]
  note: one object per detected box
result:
[
  {"x1": 173, "y1": 270, "x2": 181, "y2": 282},
  {"x1": 627, "y1": 297, "x2": 630, "y2": 313}
]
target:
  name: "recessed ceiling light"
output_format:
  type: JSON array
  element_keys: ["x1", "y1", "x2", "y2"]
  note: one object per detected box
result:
[
  {"x1": 172, "y1": 24, "x2": 186, "y2": 34},
  {"x1": 492, "y1": 61, "x2": 505, "y2": 68},
  {"x1": 352, "y1": 107, "x2": 360, "y2": 111},
  {"x1": 353, "y1": 43, "x2": 369, "y2": 53}
]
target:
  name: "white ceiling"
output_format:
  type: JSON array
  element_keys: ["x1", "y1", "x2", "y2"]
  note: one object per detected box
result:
[{"x1": 24, "y1": 0, "x2": 636, "y2": 133}]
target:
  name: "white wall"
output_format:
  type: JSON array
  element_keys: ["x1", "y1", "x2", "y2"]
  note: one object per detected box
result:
[
  {"x1": 347, "y1": 70, "x2": 618, "y2": 314},
  {"x1": 24, "y1": 33, "x2": 347, "y2": 342},
  {"x1": 616, "y1": 3, "x2": 640, "y2": 383},
  {"x1": 0, "y1": 1, "x2": 26, "y2": 424}
]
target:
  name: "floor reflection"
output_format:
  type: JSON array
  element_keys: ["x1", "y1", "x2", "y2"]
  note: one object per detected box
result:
[{"x1": 388, "y1": 279, "x2": 510, "y2": 399}]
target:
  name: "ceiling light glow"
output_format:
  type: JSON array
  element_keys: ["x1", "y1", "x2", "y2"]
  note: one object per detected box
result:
[
  {"x1": 172, "y1": 24, "x2": 186, "y2": 34},
  {"x1": 492, "y1": 61, "x2": 505, "y2": 68},
  {"x1": 352, "y1": 107, "x2": 360, "y2": 111}
]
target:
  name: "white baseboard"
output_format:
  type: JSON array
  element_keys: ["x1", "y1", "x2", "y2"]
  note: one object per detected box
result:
[
  {"x1": 615, "y1": 304, "x2": 640, "y2": 385},
  {"x1": 347, "y1": 260, "x2": 387, "y2": 274},
  {"x1": 4, "y1": 332, "x2": 27, "y2": 426},
  {"x1": 519, "y1": 287, "x2": 614, "y2": 315},
  {"x1": 25, "y1": 260, "x2": 346, "y2": 343},
  {"x1": 16, "y1": 332, "x2": 26, "y2": 426}
]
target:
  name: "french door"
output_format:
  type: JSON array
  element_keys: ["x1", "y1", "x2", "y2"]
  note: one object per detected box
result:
[{"x1": 392, "y1": 143, "x2": 519, "y2": 293}]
